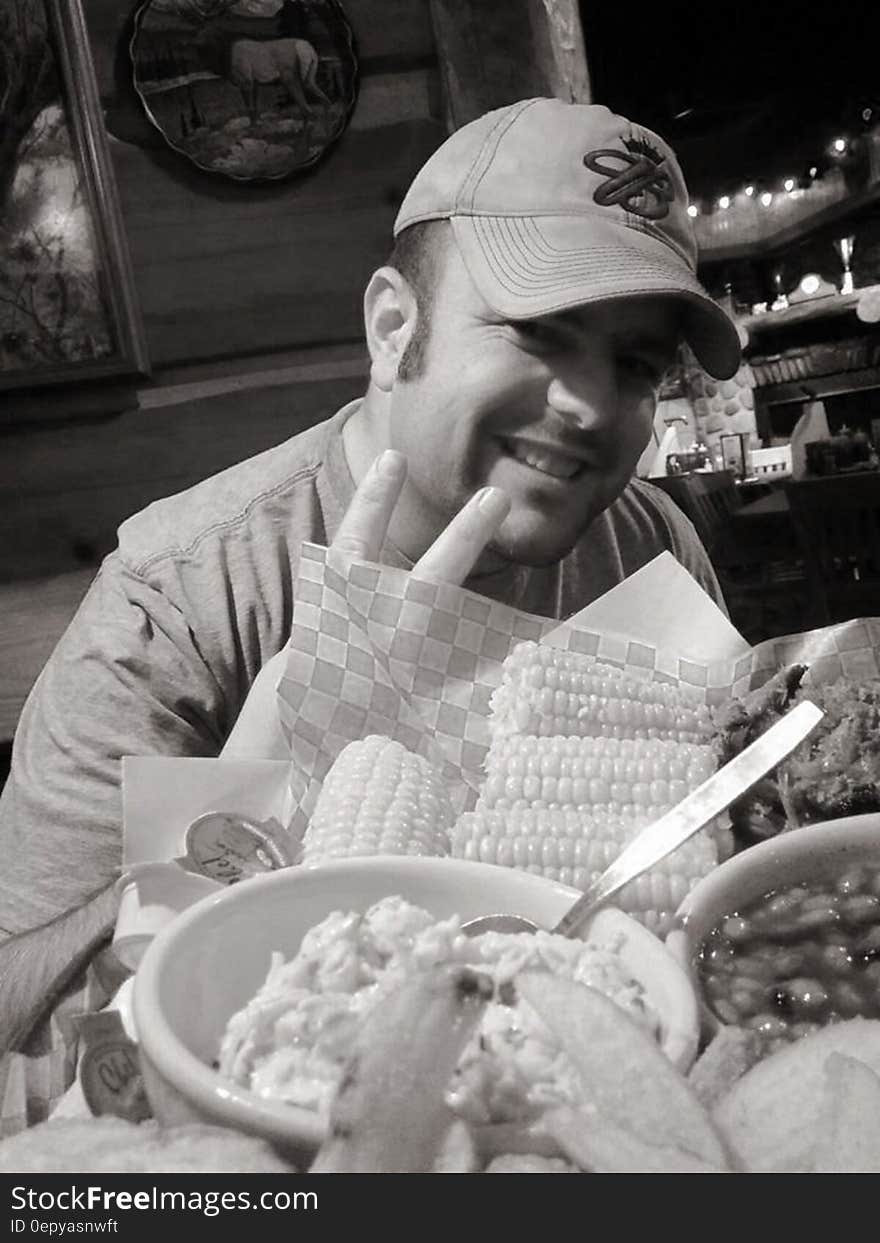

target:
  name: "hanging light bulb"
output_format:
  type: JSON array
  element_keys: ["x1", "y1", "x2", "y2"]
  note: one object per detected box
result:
[
  {"x1": 784, "y1": 177, "x2": 796, "y2": 193},
  {"x1": 687, "y1": 204, "x2": 699, "y2": 218},
  {"x1": 744, "y1": 184, "x2": 755, "y2": 197},
  {"x1": 760, "y1": 191, "x2": 773, "y2": 207},
  {"x1": 832, "y1": 137, "x2": 848, "y2": 154},
  {"x1": 718, "y1": 195, "x2": 731, "y2": 210}
]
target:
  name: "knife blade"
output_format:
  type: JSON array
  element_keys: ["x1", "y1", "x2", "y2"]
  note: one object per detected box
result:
[{"x1": 552, "y1": 699, "x2": 824, "y2": 939}]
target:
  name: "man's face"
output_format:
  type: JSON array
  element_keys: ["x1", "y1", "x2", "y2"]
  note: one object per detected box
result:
[{"x1": 386, "y1": 243, "x2": 680, "y2": 567}]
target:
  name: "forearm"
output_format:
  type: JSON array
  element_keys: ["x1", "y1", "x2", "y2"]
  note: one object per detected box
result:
[{"x1": 0, "y1": 882, "x2": 120, "y2": 1057}]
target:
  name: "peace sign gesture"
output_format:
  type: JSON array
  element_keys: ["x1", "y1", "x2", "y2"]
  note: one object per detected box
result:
[
  {"x1": 331, "y1": 449, "x2": 509, "y2": 583},
  {"x1": 222, "y1": 452, "x2": 510, "y2": 759}
]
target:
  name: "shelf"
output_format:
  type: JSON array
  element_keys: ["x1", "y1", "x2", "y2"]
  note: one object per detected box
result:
[
  {"x1": 753, "y1": 365, "x2": 880, "y2": 407},
  {"x1": 738, "y1": 287, "x2": 879, "y2": 336}
]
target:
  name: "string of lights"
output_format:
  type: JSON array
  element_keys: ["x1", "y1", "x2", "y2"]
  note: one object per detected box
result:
[{"x1": 686, "y1": 130, "x2": 874, "y2": 218}]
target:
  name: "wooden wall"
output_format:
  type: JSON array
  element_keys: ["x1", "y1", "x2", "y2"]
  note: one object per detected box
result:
[{"x1": 0, "y1": 0, "x2": 446, "y2": 742}]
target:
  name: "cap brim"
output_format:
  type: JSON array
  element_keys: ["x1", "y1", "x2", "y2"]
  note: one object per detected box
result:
[{"x1": 451, "y1": 214, "x2": 741, "y2": 380}]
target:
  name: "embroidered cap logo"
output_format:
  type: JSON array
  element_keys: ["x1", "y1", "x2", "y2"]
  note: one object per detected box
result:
[{"x1": 583, "y1": 136, "x2": 674, "y2": 220}]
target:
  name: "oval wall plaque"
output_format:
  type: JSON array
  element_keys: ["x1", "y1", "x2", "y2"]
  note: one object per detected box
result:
[{"x1": 131, "y1": 0, "x2": 358, "y2": 182}]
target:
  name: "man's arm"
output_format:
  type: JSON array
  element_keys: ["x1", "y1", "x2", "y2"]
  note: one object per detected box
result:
[
  {"x1": 0, "y1": 554, "x2": 237, "y2": 1078},
  {"x1": 0, "y1": 883, "x2": 118, "y2": 1056},
  {"x1": 0, "y1": 564, "x2": 230, "y2": 1076},
  {"x1": 0, "y1": 554, "x2": 233, "y2": 1066},
  {"x1": 0, "y1": 555, "x2": 229, "y2": 939}
]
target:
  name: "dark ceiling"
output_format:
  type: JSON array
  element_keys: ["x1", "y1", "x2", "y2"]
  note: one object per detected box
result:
[{"x1": 579, "y1": 3, "x2": 880, "y2": 199}]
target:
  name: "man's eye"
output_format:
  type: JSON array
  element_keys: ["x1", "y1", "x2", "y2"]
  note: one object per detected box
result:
[{"x1": 511, "y1": 320, "x2": 558, "y2": 349}]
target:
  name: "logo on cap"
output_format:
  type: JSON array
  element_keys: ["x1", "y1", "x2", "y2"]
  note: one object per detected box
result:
[{"x1": 583, "y1": 137, "x2": 674, "y2": 220}]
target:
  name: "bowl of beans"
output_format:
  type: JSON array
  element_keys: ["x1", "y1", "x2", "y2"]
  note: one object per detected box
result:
[{"x1": 666, "y1": 814, "x2": 880, "y2": 1056}]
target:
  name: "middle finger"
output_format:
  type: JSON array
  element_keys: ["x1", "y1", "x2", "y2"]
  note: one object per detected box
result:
[{"x1": 413, "y1": 486, "x2": 511, "y2": 586}]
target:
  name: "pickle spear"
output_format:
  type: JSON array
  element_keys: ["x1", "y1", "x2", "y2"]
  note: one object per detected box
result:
[{"x1": 311, "y1": 965, "x2": 492, "y2": 1173}]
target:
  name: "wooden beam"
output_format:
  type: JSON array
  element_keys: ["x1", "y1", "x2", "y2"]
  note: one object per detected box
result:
[
  {"x1": 428, "y1": 0, "x2": 590, "y2": 130},
  {"x1": 532, "y1": 0, "x2": 592, "y2": 104}
]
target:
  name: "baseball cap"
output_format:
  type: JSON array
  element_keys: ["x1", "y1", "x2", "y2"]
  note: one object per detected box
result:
[{"x1": 394, "y1": 98, "x2": 740, "y2": 380}]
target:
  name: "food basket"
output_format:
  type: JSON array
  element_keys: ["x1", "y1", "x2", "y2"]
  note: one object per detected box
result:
[{"x1": 117, "y1": 542, "x2": 880, "y2": 915}]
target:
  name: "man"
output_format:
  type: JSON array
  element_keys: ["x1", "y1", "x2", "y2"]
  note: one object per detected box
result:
[{"x1": 0, "y1": 99, "x2": 739, "y2": 1062}]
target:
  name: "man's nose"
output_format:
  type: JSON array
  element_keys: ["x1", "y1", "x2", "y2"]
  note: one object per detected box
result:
[{"x1": 546, "y1": 357, "x2": 616, "y2": 431}]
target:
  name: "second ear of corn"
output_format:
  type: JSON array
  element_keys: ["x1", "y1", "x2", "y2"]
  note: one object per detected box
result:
[
  {"x1": 449, "y1": 643, "x2": 731, "y2": 937},
  {"x1": 301, "y1": 642, "x2": 730, "y2": 935},
  {"x1": 489, "y1": 641, "x2": 715, "y2": 744}
]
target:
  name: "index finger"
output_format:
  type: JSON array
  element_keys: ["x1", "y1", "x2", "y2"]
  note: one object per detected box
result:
[
  {"x1": 412, "y1": 486, "x2": 510, "y2": 586},
  {"x1": 330, "y1": 450, "x2": 407, "y2": 562}
]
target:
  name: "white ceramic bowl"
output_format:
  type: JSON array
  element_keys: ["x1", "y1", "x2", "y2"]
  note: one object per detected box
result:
[
  {"x1": 667, "y1": 813, "x2": 880, "y2": 1033},
  {"x1": 133, "y1": 856, "x2": 699, "y2": 1164}
]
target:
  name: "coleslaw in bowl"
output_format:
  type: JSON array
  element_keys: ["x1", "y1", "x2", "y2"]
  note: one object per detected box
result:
[{"x1": 133, "y1": 857, "x2": 698, "y2": 1163}]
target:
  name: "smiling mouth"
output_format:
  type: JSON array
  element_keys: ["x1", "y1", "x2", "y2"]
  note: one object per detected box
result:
[{"x1": 502, "y1": 439, "x2": 584, "y2": 480}]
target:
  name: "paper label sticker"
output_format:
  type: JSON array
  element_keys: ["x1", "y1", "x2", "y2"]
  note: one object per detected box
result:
[
  {"x1": 183, "y1": 811, "x2": 292, "y2": 884},
  {"x1": 77, "y1": 1011, "x2": 151, "y2": 1122}
]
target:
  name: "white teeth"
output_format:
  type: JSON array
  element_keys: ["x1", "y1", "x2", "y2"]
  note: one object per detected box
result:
[{"x1": 508, "y1": 441, "x2": 580, "y2": 479}]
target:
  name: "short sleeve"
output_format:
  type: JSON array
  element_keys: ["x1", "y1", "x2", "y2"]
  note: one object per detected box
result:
[
  {"x1": 635, "y1": 483, "x2": 730, "y2": 616},
  {"x1": 0, "y1": 554, "x2": 228, "y2": 938}
]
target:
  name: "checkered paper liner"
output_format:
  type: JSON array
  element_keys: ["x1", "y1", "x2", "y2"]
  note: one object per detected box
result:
[{"x1": 276, "y1": 543, "x2": 880, "y2": 842}]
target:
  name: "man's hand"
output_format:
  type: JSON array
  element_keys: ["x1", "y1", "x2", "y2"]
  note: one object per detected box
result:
[
  {"x1": 222, "y1": 452, "x2": 510, "y2": 760},
  {"x1": 331, "y1": 449, "x2": 510, "y2": 585}
]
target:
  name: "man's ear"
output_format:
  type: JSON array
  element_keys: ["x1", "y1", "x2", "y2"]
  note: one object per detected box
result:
[{"x1": 363, "y1": 266, "x2": 417, "y2": 391}]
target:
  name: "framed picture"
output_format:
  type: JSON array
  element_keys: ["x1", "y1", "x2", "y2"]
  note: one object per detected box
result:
[
  {"x1": 0, "y1": 0, "x2": 150, "y2": 391},
  {"x1": 130, "y1": 0, "x2": 358, "y2": 183}
]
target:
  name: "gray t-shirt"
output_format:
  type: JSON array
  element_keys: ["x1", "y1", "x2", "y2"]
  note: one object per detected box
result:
[{"x1": 0, "y1": 402, "x2": 724, "y2": 936}]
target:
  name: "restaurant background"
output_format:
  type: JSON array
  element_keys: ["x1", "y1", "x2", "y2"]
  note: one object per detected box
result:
[{"x1": 3, "y1": 0, "x2": 880, "y2": 789}]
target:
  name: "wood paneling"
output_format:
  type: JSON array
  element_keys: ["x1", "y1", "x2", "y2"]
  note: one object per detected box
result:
[
  {"x1": 349, "y1": 68, "x2": 440, "y2": 130},
  {"x1": 1, "y1": 361, "x2": 368, "y2": 582},
  {"x1": 337, "y1": 0, "x2": 435, "y2": 61},
  {"x1": 113, "y1": 117, "x2": 442, "y2": 366}
]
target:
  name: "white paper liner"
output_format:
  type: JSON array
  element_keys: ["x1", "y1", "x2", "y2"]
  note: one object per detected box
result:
[
  {"x1": 121, "y1": 756, "x2": 295, "y2": 869},
  {"x1": 118, "y1": 758, "x2": 292, "y2": 957}
]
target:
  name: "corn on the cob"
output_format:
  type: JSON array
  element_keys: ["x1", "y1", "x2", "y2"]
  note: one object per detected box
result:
[
  {"x1": 480, "y1": 733, "x2": 714, "y2": 812},
  {"x1": 451, "y1": 805, "x2": 720, "y2": 937},
  {"x1": 455, "y1": 640, "x2": 729, "y2": 935},
  {"x1": 490, "y1": 641, "x2": 713, "y2": 744},
  {"x1": 302, "y1": 735, "x2": 454, "y2": 864}
]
